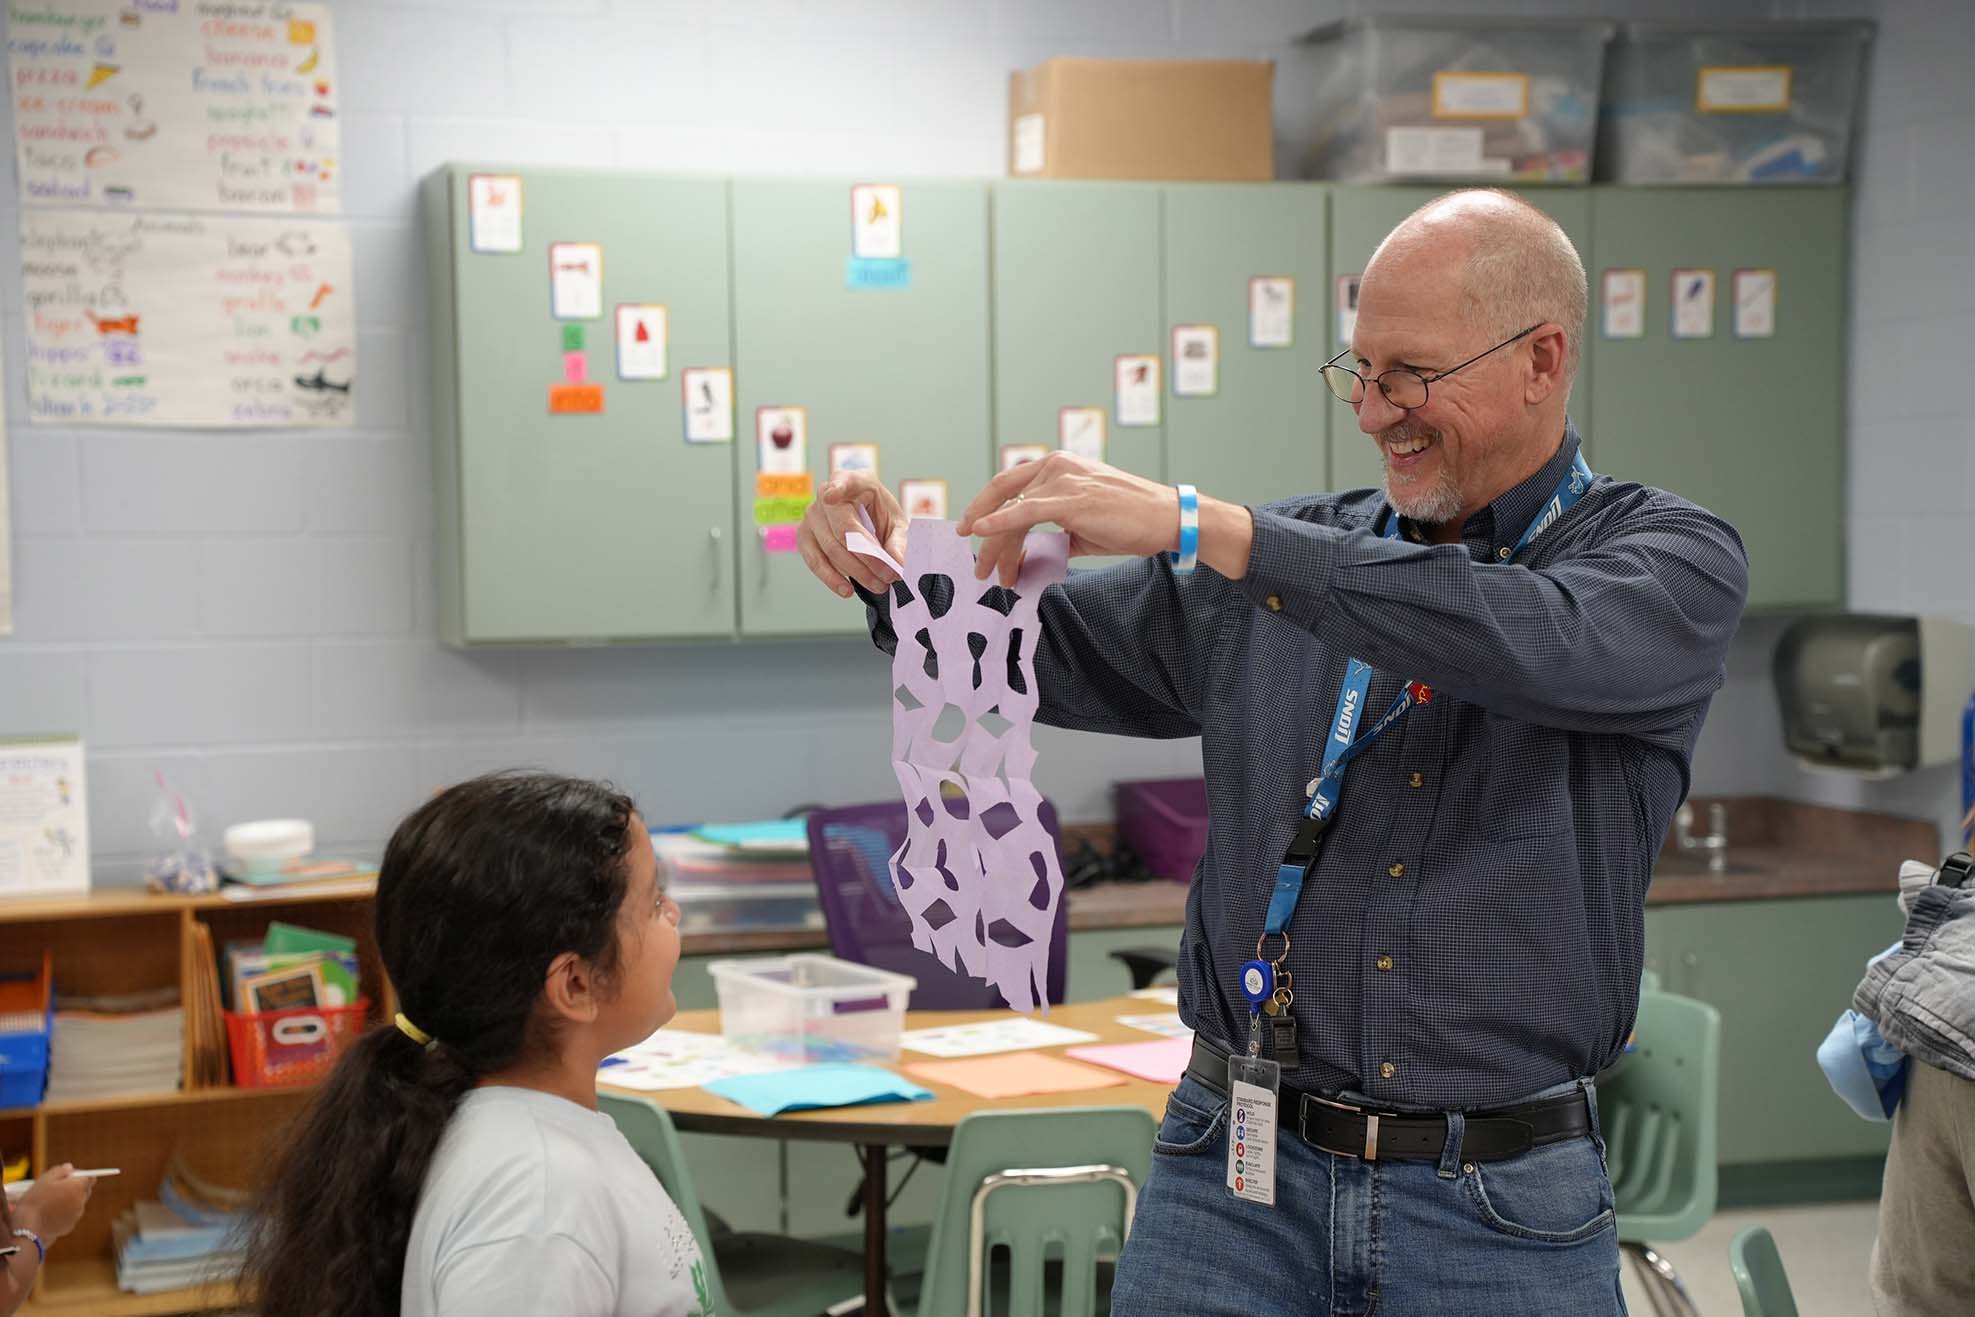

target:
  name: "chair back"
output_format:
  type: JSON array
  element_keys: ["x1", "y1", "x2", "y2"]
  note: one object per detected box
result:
[
  {"x1": 805, "y1": 800, "x2": 1069, "y2": 1009},
  {"x1": 1730, "y1": 1226, "x2": 1800, "y2": 1317},
  {"x1": 597, "y1": 1093, "x2": 733, "y2": 1315},
  {"x1": 918, "y1": 1107, "x2": 1155, "y2": 1317},
  {"x1": 1604, "y1": 988, "x2": 1721, "y2": 1242}
]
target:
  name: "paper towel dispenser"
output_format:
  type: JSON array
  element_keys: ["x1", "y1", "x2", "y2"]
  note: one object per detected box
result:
[{"x1": 1774, "y1": 614, "x2": 1974, "y2": 776}]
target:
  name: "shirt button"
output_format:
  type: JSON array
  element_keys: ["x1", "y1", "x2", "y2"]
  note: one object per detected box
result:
[
  {"x1": 1387, "y1": 861, "x2": 1406, "y2": 878},
  {"x1": 1380, "y1": 1061, "x2": 1397, "y2": 1080},
  {"x1": 1407, "y1": 771, "x2": 1424, "y2": 788},
  {"x1": 1376, "y1": 954, "x2": 1394, "y2": 972},
  {"x1": 1496, "y1": 546, "x2": 1512, "y2": 560},
  {"x1": 1265, "y1": 594, "x2": 1283, "y2": 612}
]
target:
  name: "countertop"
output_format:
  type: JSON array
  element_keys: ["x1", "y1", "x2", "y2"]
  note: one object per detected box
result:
[{"x1": 678, "y1": 798, "x2": 1939, "y2": 956}]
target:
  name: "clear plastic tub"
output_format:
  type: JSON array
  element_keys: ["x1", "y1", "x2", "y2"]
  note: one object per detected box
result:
[
  {"x1": 707, "y1": 954, "x2": 916, "y2": 1066},
  {"x1": 1598, "y1": 21, "x2": 1874, "y2": 184},
  {"x1": 1293, "y1": 17, "x2": 1614, "y2": 183}
]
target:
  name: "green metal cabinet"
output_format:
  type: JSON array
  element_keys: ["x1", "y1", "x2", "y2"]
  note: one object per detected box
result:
[
  {"x1": 424, "y1": 165, "x2": 738, "y2": 645},
  {"x1": 1162, "y1": 184, "x2": 1331, "y2": 508},
  {"x1": 1587, "y1": 189, "x2": 1847, "y2": 611},
  {"x1": 731, "y1": 179, "x2": 993, "y2": 637},
  {"x1": 1644, "y1": 894, "x2": 1897, "y2": 1167},
  {"x1": 1326, "y1": 187, "x2": 1596, "y2": 494},
  {"x1": 992, "y1": 182, "x2": 1166, "y2": 481}
]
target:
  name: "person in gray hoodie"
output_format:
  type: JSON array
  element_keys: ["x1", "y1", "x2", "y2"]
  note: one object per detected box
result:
[{"x1": 1851, "y1": 826, "x2": 1975, "y2": 1317}]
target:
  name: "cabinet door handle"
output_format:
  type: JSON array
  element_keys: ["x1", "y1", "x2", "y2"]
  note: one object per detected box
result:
[{"x1": 708, "y1": 526, "x2": 723, "y2": 590}]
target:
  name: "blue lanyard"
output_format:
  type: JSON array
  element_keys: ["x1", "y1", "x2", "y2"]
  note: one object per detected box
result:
[{"x1": 1260, "y1": 452, "x2": 1594, "y2": 941}]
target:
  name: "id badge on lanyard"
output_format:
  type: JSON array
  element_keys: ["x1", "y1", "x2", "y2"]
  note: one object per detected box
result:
[{"x1": 1228, "y1": 963, "x2": 1282, "y2": 1206}]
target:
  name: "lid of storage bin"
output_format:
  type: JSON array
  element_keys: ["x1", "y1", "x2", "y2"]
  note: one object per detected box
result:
[
  {"x1": 1616, "y1": 19, "x2": 1874, "y2": 43},
  {"x1": 1299, "y1": 16, "x2": 1617, "y2": 44}
]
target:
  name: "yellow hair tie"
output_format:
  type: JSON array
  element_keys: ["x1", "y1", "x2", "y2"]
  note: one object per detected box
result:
[{"x1": 394, "y1": 1012, "x2": 436, "y2": 1050}]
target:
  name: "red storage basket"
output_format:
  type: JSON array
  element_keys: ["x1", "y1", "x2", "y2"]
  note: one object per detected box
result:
[{"x1": 223, "y1": 999, "x2": 370, "y2": 1089}]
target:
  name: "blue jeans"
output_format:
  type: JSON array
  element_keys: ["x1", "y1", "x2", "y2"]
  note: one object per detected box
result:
[{"x1": 1111, "y1": 1074, "x2": 1626, "y2": 1315}]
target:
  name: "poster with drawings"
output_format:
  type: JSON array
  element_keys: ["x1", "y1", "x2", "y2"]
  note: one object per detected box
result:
[
  {"x1": 8, "y1": 0, "x2": 339, "y2": 214},
  {"x1": 22, "y1": 209, "x2": 355, "y2": 428}
]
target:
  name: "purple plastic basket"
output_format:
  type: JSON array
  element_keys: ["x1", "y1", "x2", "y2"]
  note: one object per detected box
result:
[{"x1": 1115, "y1": 778, "x2": 1210, "y2": 882}]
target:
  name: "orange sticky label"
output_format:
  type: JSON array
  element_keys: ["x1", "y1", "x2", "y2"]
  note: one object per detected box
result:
[
  {"x1": 549, "y1": 384, "x2": 604, "y2": 414},
  {"x1": 288, "y1": 19, "x2": 316, "y2": 43},
  {"x1": 756, "y1": 471, "x2": 813, "y2": 499}
]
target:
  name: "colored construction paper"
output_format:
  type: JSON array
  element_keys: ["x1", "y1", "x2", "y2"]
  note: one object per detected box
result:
[
  {"x1": 904, "y1": 1051, "x2": 1125, "y2": 1100},
  {"x1": 1064, "y1": 1037, "x2": 1194, "y2": 1084},
  {"x1": 703, "y1": 1064, "x2": 932, "y2": 1117}
]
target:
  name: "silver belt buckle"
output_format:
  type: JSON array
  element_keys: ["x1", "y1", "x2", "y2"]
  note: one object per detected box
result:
[{"x1": 1304, "y1": 1093, "x2": 1382, "y2": 1161}]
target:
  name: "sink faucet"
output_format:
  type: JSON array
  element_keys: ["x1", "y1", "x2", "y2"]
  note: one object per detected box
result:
[{"x1": 1674, "y1": 801, "x2": 1729, "y2": 875}]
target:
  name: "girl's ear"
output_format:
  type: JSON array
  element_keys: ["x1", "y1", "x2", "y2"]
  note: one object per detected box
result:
[{"x1": 541, "y1": 951, "x2": 602, "y2": 1025}]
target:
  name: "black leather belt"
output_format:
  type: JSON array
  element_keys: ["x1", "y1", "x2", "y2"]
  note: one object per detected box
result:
[{"x1": 1183, "y1": 1035, "x2": 1592, "y2": 1164}]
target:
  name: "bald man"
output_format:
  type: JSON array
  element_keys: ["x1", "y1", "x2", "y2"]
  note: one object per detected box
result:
[{"x1": 798, "y1": 189, "x2": 1748, "y2": 1314}]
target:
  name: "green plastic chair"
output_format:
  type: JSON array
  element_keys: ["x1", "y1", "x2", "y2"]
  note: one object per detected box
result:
[
  {"x1": 1602, "y1": 988, "x2": 1722, "y2": 1317},
  {"x1": 1730, "y1": 1226, "x2": 1800, "y2": 1317},
  {"x1": 599, "y1": 1092, "x2": 867, "y2": 1317},
  {"x1": 911, "y1": 1106, "x2": 1156, "y2": 1317}
]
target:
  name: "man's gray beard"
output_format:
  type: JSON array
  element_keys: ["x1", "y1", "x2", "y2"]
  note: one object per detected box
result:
[{"x1": 1383, "y1": 461, "x2": 1463, "y2": 526}]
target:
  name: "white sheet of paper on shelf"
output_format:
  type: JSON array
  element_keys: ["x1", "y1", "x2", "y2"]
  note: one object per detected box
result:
[{"x1": 901, "y1": 1017, "x2": 1100, "y2": 1058}]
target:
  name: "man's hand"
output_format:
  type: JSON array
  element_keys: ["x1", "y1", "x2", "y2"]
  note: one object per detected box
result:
[
  {"x1": 796, "y1": 471, "x2": 909, "y2": 599},
  {"x1": 15, "y1": 1165, "x2": 93, "y2": 1243},
  {"x1": 957, "y1": 452, "x2": 1182, "y2": 586}
]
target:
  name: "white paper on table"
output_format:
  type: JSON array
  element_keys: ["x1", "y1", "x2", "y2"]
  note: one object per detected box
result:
[
  {"x1": 1116, "y1": 1013, "x2": 1193, "y2": 1040},
  {"x1": 900, "y1": 1018, "x2": 1101, "y2": 1058},
  {"x1": 600, "y1": 1030, "x2": 788, "y2": 1091},
  {"x1": 1129, "y1": 985, "x2": 1181, "y2": 1005}
]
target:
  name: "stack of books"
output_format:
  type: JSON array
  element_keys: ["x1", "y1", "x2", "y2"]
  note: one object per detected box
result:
[
  {"x1": 112, "y1": 1153, "x2": 249, "y2": 1295},
  {"x1": 43, "y1": 987, "x2": 183, "y2": 1103}
]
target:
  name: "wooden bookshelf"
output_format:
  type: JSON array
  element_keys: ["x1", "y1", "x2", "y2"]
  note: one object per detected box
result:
[{"x1": 1, "y1": 881, "x2": 387, "y2": 1314}]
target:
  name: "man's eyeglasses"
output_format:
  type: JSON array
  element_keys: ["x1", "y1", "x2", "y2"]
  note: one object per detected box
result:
[{"x1": 1322, "y1": 323, "x2": 1543, "y2": 410}]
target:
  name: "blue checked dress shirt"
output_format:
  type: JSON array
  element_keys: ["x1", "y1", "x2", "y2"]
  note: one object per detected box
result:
[{"x1": 859, "y1": 424, "x2": 1749, "y2": 1110}]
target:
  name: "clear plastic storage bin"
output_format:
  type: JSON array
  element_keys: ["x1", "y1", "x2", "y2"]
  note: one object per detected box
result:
[
  {"x1": 1598, "y1": 21, "x2": 1873, "y2": 184},
  {"x1": 707, "y1": 954, "x2": 916, "y2": 1066},
  {"x1": 1293, "y1": 17, "x2": 1614, "y2": 183}
]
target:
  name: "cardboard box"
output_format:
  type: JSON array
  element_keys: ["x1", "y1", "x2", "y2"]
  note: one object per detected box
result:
[{"x1": 1008, "y1": 58, "x2": 1274, "y2": 181}]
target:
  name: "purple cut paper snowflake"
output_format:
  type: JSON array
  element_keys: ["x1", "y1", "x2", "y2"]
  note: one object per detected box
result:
[{"x1": 850, "y1": 516, "x2": 1069, "y2": 1013}]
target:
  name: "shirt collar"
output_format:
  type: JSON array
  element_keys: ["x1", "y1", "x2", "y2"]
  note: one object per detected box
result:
[{"x1": 1394, "y1": 421, "x2": 1584, "y2": 558}]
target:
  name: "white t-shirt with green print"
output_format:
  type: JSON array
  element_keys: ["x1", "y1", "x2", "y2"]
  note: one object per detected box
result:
[{"x1": 403, "y1": 1086, "x2": 710, "y2": 1316}]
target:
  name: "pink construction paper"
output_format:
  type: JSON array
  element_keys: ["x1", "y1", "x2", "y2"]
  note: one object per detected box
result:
[
  {"x1": 762, "y1": 524, "x2": 800, "y2": 554},
  {"x1": 1064, "y1": 1037, "x2": 1194, "y2": 1084},
  {"x1": 904, "y1": 1051, "x2": 1125, "y2": 1100},
  {"x1": 849, "y1": 512, "x2": 1070, "y2": 1014}
]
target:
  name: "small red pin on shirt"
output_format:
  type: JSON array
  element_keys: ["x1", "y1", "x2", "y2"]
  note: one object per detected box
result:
[{"x1": 1407, "y1": 682, "x2": 1434, "y2": 705}]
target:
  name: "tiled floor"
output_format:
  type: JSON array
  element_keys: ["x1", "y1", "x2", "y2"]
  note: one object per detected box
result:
[{"x1": 1617, "y1": 1199, "x2": 1879, "y2": 1316}]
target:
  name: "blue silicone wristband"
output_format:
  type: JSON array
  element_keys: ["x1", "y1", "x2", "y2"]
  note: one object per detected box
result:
[{"x1": 1168, "y1": 484, "x2": 1200, "y2": 574}]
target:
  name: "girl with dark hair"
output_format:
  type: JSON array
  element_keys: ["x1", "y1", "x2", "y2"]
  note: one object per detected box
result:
[{"x1": 242, "y1": 771, "x2": 705, "y2": 1316}]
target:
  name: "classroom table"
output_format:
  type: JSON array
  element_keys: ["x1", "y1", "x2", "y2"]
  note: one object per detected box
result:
[{"x1": 602, "y1": 993, "x2": 1182, "y2": 1312}]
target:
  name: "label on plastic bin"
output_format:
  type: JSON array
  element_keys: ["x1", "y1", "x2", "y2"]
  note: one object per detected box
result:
[
  {"x1": 1385, "y1": 126, "x2": 1484, "y2": 176},
  {"x1": 1698, "y1": 66, "x2": 1792, "y2": 113},
  {"x1": 1432, "y1": 71, "x2": 1529, "y2": 119}
]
